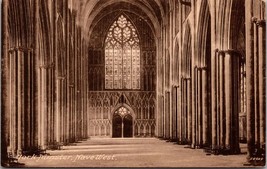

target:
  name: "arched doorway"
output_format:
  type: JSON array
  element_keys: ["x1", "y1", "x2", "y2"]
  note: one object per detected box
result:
[
  {"x1": 123, "y1": 114, "x2": 133, "y2": 137},
  {"x1": 112, "y1": 107, "x2": 133, "y2": 138},
  {"x1": 112, "y1": 114, "x2": 122, "y2": 138}
]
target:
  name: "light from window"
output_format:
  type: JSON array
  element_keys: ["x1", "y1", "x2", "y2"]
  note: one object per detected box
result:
[
  {"x1": 115, "y1": 107, "x2": 130, "y2": 117},
  {"x1": 105, "y1": 15, "x2": 140, "y2": 89}
]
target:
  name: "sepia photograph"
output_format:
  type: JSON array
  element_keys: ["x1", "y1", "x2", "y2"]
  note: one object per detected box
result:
[{"x1": 1, "y1": 0, "x2": 266, "y2": 167}]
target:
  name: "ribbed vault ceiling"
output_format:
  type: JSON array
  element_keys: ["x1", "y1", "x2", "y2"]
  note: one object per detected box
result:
[{"x1": 71, "y1": 0, "x2": 166, "y2": 40}]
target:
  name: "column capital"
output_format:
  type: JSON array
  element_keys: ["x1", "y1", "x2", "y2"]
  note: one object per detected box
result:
[
  {"x1": 57, "y1": 76, "x2": 66, "y2": 80},
  {"x1": 179, "y1": 0, "x2": 191, "y2": 6},
  {"x1": 218, "y1": 50, "x2": 226, "y2": 55},
  {"x1": 173, "y1": 85, "x2": 179, "y2": 88},
  {"x1": 9, "y1": 46, "x2": 33, "y2": 53},
  {"x1": 199, "y1": 67, "x2": 208, "y2": 71},
  {"x1": 181, "y1": 76, "x2": 191, "y2": 81},
  {"x1": 216, "y1": 49, "x2": 242, "y2": 57},
  {"x1": 39, "y1": 62, "x2": 55, "y2": 69},
  {"x1": 184, "y1": 77, "x2": 191, "y2": 81},
  {"x1": 252, "y1": 17, "x2": 258, "y2": 23},
  {"x1": 196, "y1": 66, "x2": 204, "y2": 71},
  {"x1": 257, "y1": 19, "x2": 266, "y2": 27},
  {"x1": 69, "y1": 84, "x2": 75, "y2": 88},
  {"x1": 214, "y1": 49, "x2": 226, "y2": 55},
  {"x1": 224, "y1": 49, "x2": 242, "y2": 57}
]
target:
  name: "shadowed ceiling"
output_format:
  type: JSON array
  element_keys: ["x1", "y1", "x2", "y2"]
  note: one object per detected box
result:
[{"x1": 70, "y1": 0, "x2": 167, "y2": 40}]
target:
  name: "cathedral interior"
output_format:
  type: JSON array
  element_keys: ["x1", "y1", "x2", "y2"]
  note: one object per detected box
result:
[{"x1": 1, "y1": 0, "x2": 266, "y2": 167}]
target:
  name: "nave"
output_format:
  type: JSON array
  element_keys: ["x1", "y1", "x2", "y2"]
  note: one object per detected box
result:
[
  {"x1": 1, "y1": 0, "x2": 266, "y2": 167},
  {"x1": 18, "y1": 138, "x2": 247, "y2": 167}
]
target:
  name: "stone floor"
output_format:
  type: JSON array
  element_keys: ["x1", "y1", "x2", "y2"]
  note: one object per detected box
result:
[{"x1": 18, "y1": 138, "x2": 249, "y2": 167}]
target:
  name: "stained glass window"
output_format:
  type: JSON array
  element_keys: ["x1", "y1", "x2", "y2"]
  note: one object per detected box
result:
[{"x1": 105, "y1": 15, "x2": 140, "y2": 89}]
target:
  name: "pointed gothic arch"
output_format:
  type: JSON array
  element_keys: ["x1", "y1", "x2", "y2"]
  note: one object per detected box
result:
[
  {"x1": 112, "y1": 106, "x2": 134, "y2": 137},
  {"x1": 104, "y1": 14, "x2": 141, "y2": 90}
]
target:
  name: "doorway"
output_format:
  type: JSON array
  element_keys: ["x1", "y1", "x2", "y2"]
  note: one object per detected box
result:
[{"x1": 112, "y1": 107, "x2": 133, "y2": 138}]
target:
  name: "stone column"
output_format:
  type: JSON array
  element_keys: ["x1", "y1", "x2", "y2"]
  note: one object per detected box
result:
[
  {"x1": 2, "y1": 0, "x2": 9, "y2": 163},
  {"x1": 62, "y1": 79, "x2": 66, "y2": 142},
  {"x1": 74, "y1": 24, "x2": 78, "y2": 142},
  {"x1": 49, "y1": 62, "x2": 55, "y2": 144},
  {"x1": 62, "y1": 0, "x2": 67, "y2": 143},
  {"x1": 26, "y1": 50, "x2": 31, "y2": 150},
  {"x1": 179, "y1": 77, "x2": 184, "y2": 143},
  {"x1": 162, "y1": 25, "x2": 166, "y2": 138},
  {"x1": 164, "y1": 93, "x2": 167, "y2": 139},
  {"x1": 165, "y1": 91, "x2": 170, "y2": 139},
  {"x1": 211, "y1": 49, "x2": 219, "y2": 151},
  {"x1": 33, "y1": 0, "x2": 39, "y2": 150},
  {"x1": 197, "y1": 68, "x2": 202, "y2": 147},
  {"x1": 47, "y1": 65, "x2": 52, "y2": 144},
  {"x1": 180, "y1": 79, "x2": 184, "y2": 143},
  {"x1": 245, "y1": 0, "x2": 255, "y2": 160},
  {"x1": 56, "y1": 77, "x2": 65, "y2": 142},
  {"x1": 9, "y1": 49, "x2": 17, "y2": 155},
  {"x1": 219, "y1": 51, "x2": 225, "y2": 149},
  {"x1": 224, "y1": 51, "x2": 232, "y2": 150},
  {"x1": 215, "y1": 50, "x2": 220, "y2": 148},
  {"x1": 80, "y1": 46, "x2": 84, "y2": 139},
  {"x1": 201, "y1": 67, "x2": 208, "y2": 146},
  {"x1": 183, "y1": 78, "x2": 187, "y2": 143},
  {"x1": 40, "y1": 64, "x2": 49, "y2": 149},
  {"x1": 183, "y1": 79, "x2": 187, "y2": 143},
  {"x1": 257, "y1": 20, "x2": 266, "y2": 148},
  {"x1": 190, "y1": 0, "x2": 197, "y2": 148},
  {"x1": 252, "y1": 18, "x2": 260, "y2": 148},
  {"x1": 55, "y1": 80, "x2": 60, "y2": 143},
  {"x1": 171, "y1": 85, "x2": 177, "y2": 141},
  {"x1": 174, "y1": 86, "x2": 178, "y2": 141},
  {"x1": 69, "y1": 84, "x2": 74, "y2": 143},
  {"x1": 186, "y1": 79, "x2": 192, "y2": 144},
  {"x1": 17, "y1": 49, "x2": 26, "y2": 155},
  {"x1": 177, "y1": 85, "x2": 181, "y2": 143},
  {"x1": 195, "y1": 68, "x2": 199, "y2": 147},
  {"x1": 65, "y1": 2, "x2": 70, "y2": 144},
  {"x1": 72, "y1": 85, "x2": 75, "y2": 142},
  {"x1": 169, "y1": 10, "x2": 173, "y2": 140},
  {"x1": 50, "y1": 0, "x2": 56, "y2": 145},
  {"x1": 224, "y1": 49, "x2": 241, "y2": 154},
  {"x1": 176, "y1": 1, "x2": 182, "y2": 144},
  {"x1": 210, "y1": 1, "x2": 218, "y2": 151},
  {"x1": 191, "y1": 67, "x2": 197, "y2": 148},
  {"x1": 69, "y1": 85, "x2": 74, "y2": 142}
]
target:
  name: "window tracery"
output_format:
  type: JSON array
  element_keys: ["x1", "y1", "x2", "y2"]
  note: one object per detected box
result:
[
  {"x1": 115, "y1": 107, "x2": 130, "y2": 117},
  {"x1": 105, "y1": 15, "x2": 140, "y2": 89}
]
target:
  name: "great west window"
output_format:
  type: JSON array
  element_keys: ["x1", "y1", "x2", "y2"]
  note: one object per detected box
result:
[{"x1": 105, "y1": 15, "x2": 141, "y2": 90}]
